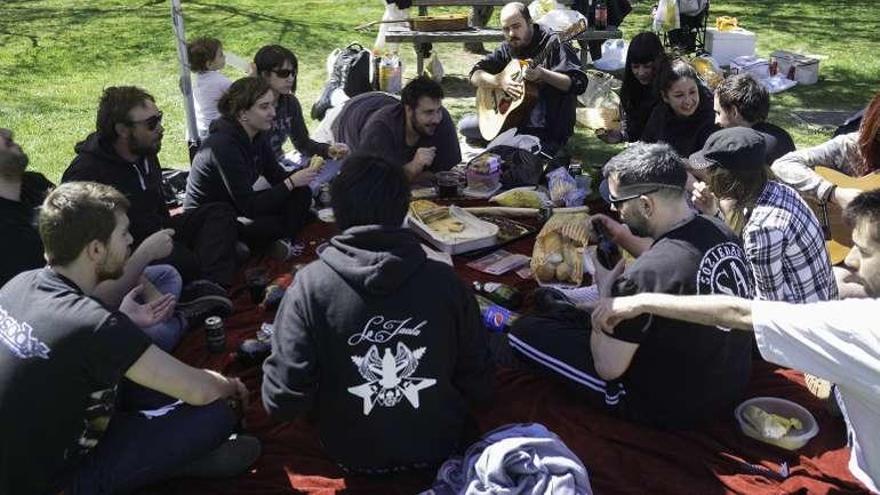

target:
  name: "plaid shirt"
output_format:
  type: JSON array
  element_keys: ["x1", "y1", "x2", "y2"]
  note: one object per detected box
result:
[{"x1": 742, "y1": 181, "x2": 838, "y2": 303}]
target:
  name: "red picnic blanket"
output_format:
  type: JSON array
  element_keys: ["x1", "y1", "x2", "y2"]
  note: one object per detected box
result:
[{"x1": 149, "y1": 219, "x2": 869, "y2": 494}]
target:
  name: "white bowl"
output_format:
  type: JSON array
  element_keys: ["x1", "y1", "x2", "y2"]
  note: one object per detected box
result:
[{"x1": 735, "y1": 396, "x2": 819, "y2": 450}]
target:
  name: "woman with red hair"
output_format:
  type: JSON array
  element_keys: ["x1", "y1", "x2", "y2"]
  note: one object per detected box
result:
[{"x1": 772, "y1": 91, "x2": 880, "y2": 209}]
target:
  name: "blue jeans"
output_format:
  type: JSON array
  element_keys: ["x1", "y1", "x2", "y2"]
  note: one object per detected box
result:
[
  {"x1": 141, "y1": 264, "x2": 186, "y2": 352},
  {"x1": 68, "y1": 400, "x2": 238, "y2": 494}
]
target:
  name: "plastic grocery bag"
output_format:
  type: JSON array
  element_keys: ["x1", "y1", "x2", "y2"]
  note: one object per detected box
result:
[
  {"x1": 424, "y1": 53, "x2": 445, "y2": 82},
  {"x1": 593, "y1": 39, "x2": 628, "y2": 71},
  {"x1": 653, "y1": 0, "x2": 680, "y2": 32},
  {"x1": 528, "y1": 0, "x2": 566, "y2": 23},
  {"x1": 536, "y1": 8, "x2": 586, "y2": 32},
  {"x1": 374, "y1": 2, "x2": 409, "y2": 53},
  {"x1": 576, "y1": 70, "x2": 621, "y2": 130}
]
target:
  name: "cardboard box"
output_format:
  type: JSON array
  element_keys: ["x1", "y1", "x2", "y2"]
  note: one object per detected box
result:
[
  {"x1": 770, "y1": 50, "x2": 820, "y2": 85},
  {"x1": 731, "y1": 55, "x2": 770, "y2": 80},
  {"x1": 706, "y1": 27, "x2": 756, "y2": 66}
]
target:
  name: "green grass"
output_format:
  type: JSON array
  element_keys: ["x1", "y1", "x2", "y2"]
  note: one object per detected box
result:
[{"x1": 1, "y1": 0, "x2": 878, "y2": 182}]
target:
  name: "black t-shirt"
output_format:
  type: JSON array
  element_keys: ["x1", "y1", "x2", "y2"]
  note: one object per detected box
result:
[
  {"x1": 752, "y1": 121, "x2": 796, "y2": 165},
  {"x1": 609, "y1": 215, "x2": 754, "y2": 428},
  {"x1": 0, "y1": 197, "x2": 45, "y2": 287},
  {"x1": 333, "y1": 92, "x2": 462, "y2": 172},
  {"x1": 0, "y1": 268, "x2": 152, "y2": 494}
]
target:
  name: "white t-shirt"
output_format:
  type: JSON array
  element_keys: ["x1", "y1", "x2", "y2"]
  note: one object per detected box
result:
[
  {"x1": 753, "y1": 298, "x2": 880, "y2": 493},
  {"x1": 193, "y1": 70, "x2": 232, "y2": 139}
]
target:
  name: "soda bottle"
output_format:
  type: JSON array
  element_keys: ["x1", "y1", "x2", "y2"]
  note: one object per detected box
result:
[
  {"x1": 595, "y1": 0, "x2": 608, "y2": 30},
  {"x1": 475, "y1": 294, "x2": 520, "y2": 333},
  {"x1": 473, "y1": 281, "x2": 523, "y2": 309}
]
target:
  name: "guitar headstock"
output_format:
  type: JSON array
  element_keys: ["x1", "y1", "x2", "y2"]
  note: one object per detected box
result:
[{"x1": 558, "y1": 19, "x2": 587, "y2": 43}]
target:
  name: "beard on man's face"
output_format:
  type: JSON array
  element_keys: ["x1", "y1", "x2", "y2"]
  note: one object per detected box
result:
[
  {"x1": 623, "y1": 210, "x2": 652, "y2": 239},
  {"x1": 129, "y1": 134, "x2": 162, "y2": 158},
  {"x1": 0, "y1": 149, "x2": 29, "y2": 180}
]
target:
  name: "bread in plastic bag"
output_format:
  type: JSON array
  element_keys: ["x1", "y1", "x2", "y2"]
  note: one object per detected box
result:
[{"x1": 531, "y1": 211, "x2": 592, "y2": 287}]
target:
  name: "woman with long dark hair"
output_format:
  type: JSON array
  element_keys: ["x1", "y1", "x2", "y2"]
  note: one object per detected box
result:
[
  {"x1": 597, "y1": 32, "x2": 668, "y2": 144},
  {"x1": 253, "y1": 44, "x2": 349, "y2": 171},
  {"x1": 185, "y1": 77, "x2": 316, "y2": 260},
  {"x1": 641, "y1": 58, "x2": 717, "y2": 156},
  {"x1": 773, "y1": 91, "x2": 880, "y2": 209}
]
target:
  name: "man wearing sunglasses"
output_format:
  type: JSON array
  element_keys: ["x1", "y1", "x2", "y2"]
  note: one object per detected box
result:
[
  {"x1": 508, "y1": 142, "x2": 755, "y2": 428},
  {"x1": 63, "y1": 86, "x2": 240, "y2": 310}
]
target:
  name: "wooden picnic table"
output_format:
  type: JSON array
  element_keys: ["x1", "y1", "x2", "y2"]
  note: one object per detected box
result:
[{"x1": 386, "y1": 24, "x2": 622, "y2": 74}]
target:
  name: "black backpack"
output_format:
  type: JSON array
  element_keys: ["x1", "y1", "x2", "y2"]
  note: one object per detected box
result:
[
  {"x1": 481, "y1": 145, "x2": 545, "y2": 188},
  {"x1": 311, "y1": 43, "x2": 372, "y2": 120}
]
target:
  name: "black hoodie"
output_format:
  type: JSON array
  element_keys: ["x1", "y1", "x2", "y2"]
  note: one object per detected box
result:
[
  {"x1": 262, "y1": 225, "x2": 494, "y2": 472},
  {"x1": 185, "y1": 117, "x2": 294, "y2": 218},
  {"x1": 62, "y1": 133, "x2": 168, "y2": 245},
  {"x1": 641, "y1": 83, "x2": 719, "y2": 157},
  {"x1": 471, "y1": 23, "x2": 588, "y2": 150}
]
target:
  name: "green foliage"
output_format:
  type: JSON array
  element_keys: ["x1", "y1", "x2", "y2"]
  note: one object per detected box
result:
[{"x1": 0, "y1": 0, "x2": 877, "y2": 181}]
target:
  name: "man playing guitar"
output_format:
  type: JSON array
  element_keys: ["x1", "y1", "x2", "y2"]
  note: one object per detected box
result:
[{"x1": 459, "y1": 2, "x2": 588, "y2": 156}]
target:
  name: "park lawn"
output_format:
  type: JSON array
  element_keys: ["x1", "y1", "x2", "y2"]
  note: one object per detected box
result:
[{"x1": 0, "y1": 0, "x2": 877, "y2": 183}]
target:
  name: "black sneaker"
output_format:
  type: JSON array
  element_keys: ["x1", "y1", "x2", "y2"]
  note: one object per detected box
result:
[
  {"x1": 174, "y1": 433, "x2": 261, "y2": 479},
  {"x1": 178, "y1": 280, "x2": 233, "y2": 325}
]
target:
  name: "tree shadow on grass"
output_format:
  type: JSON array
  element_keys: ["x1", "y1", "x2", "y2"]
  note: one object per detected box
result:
[{"x1": 442, "y1": 75, "x2": 475, "y2": 98}]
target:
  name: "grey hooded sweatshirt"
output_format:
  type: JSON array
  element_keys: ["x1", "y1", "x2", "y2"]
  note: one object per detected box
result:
[{"x1": 262, "y1": 225, "x2": 494, "y2": 472}]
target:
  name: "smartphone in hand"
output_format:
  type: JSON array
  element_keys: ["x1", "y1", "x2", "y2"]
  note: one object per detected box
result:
[{"x1": 593, "y1": 219, "x2": 622, "y2": 270}]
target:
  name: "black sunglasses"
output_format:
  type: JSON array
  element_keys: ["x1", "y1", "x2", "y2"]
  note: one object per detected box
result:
[
  {"x1": 127, "y1": 111, "x2": 163, "y2": 131},
  {"x1": 608, "y1": 187, "x2": 659, "y2": 207},
  {"x1": 272, "y1": 68, "x2": 295, "y2": 78}
]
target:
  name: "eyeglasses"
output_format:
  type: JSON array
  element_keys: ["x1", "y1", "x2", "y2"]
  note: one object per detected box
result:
[
  {"x1": 272, "y1": 68, "x2": 295, "y2": 78},
  {"x1": 127, "y1": 111, "x2": 163, "y2": 131},
  {"x1": 608, "y1": 187, "x2": 659, "y2": 207},
  {"x1": 608, "y1": 183, "x2": 683, "y2": 207}
]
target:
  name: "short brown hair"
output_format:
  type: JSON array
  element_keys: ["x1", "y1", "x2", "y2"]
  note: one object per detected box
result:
[
  {"x1": 218, "y1": 77, "x2": 273, "y2": 120},
  {"x1": 715, "y1": 73, "x2": 770, "y2": 124},
  {"x1": 844, "y1": 189, "x2": 880, "y2": 244},
  {"x1": 96, "y1": 86, "x2": 155, "y2": 142},
  {"x1": 39, "y1": 182, "x2": 130, "y2": 266},
  {"x1": 187, "y1": 37, "x2": 222, "y2": 72}
]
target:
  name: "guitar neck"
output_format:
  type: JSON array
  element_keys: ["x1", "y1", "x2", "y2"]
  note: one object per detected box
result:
[{"x1": 527, "y1": 38, "x2": 558, "y2": 69}]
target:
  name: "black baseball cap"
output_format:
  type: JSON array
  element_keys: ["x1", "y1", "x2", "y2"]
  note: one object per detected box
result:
[{"x1": 688, "y1": 127, "x2": 770, "y2": 171}]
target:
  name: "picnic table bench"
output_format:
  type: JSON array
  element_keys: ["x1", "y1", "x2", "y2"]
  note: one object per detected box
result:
[{"x1": 387, "y1": 0, "x2": 620, "y2": 73}]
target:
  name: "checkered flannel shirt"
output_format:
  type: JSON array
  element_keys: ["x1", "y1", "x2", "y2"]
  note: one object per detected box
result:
[{"x1": 743, "y1": 181, "x2": 839, "y2": 303}]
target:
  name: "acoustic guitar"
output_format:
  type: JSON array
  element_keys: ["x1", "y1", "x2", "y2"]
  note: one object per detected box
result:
[
  {"x1": 476, "y1": 19, "x2": 587, "y2": 141},
  {"x1": 808, "y1": 166, "x2": 880, "y2": 264}
]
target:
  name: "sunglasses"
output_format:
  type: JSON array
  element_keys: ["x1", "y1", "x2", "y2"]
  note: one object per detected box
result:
[
  {"x1": 608, "y1": 183, "x2": 683, "y2": 207},
  {"x1": 608, "y1": 187, "x2": 659, "y2": 207},
  {"x1": 272, "y1": 68, "x2": 295, "y2": 78},
  {"x1": 127, "y1": 111, "x2": 163, "y2": 131}
]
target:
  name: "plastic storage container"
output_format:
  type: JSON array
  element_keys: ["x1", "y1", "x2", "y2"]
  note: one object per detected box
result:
[
  {"x1": 465, "y1": 153, "x2": 502, "y2": 198},
  {"x1": 770, "y1": 50, "x2": 820, "y2": 85},
  {"x1": 730, "y1": 55, "x2": 770, "y2": 80},
  {"x1": 706, "y1": 27, "x2": 756, "y2": 66},
  {"x1": 735, "y1": 396, "x2": 819, "y2": 450},
  {"x1": 407, "y1": 206, "x2": 499, "y2": 254}
]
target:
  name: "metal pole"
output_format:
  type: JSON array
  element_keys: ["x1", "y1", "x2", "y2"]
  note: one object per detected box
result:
[{"x1": 170, "y1": 0, "x2": 200, "y2": 162}]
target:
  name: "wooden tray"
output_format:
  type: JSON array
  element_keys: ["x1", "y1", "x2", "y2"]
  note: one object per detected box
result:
[{"x1": 410, "y1": 14, "x2": 469, "y2": 32}]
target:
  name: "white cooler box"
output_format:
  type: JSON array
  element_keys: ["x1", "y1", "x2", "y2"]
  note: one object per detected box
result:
[
  {"x1": 731, "y1": 55, "x2": 770, "y2": 80},
  {"x1": 706, "y1": 27, "x2": 756, "y2": 67},
  {"x1": 770, "y1": 50, "x2": 820, "y2": 85}
]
